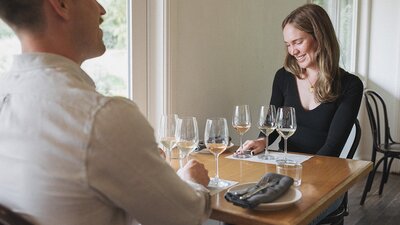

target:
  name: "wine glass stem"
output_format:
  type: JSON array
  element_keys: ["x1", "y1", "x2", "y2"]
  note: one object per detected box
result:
[
  {"x1": 179, "y1": 159, "x2": 184, "y2": 169},
  {"x1": 179, "y1": 150, "x2": 185, "y2": 169},
  {"x1": 264, "y1": 135, "x2": 269, "y2": 156},
  {"x1": 240, "y1": 134, "x2": 243, "y2": 149},
  {"x1": 166, "y1": 148, "x2": 171, "y2": 164},
  {"x1": 284, "y1": 138, "x2": 288, "y2": 160},
  {"x1": 215, "y1": 154, "x2": 220, "y2": 181}
]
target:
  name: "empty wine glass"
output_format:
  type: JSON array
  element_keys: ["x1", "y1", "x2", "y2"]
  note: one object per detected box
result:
[
  {"x1": 175, "y1": 117, "x2": 199, "y2": 169},
  {"x1": 205, "y1": 118, "x2": 230, "y2": 188},
  {"x1": 258, "y1": 105, "x2": 276, "y2": 160},
  {"x1": 232, "y1": 105, "x2": 252, "y2": 158},
  {"x1": 158, "y1": 114, "x2": 178, "y2": 164},
  {"x1": 276, "y1": 107, "x2": 296, "y2": 162}
]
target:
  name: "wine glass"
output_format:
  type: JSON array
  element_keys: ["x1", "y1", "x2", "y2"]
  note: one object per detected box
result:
[
  {"x1": 232, "y1": 105, "x2": 252, "y2": 158},
  {"x1": 276, "y1": 107, "x2": 296, "y2": 162},
  {"x1": 205, "y1": 118, "x2": 230, "y2": 188},
  {"x1": 258, "y1": 105, "x2": 277, "y2": 160},
  {"x1": 158, "y1": 114, "x2": 178, "y2": 164},
  {"x1": 175, "y1": 117, "x2": 199, "y2": 169}
]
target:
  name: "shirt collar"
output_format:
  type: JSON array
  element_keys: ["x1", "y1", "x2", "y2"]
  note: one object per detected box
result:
[{"x1": 10, "y1": 52, "x2": 96, "y2": 88}]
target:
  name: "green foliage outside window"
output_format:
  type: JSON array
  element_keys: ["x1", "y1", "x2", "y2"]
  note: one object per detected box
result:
[
  {"x1": 85, "y1": 0, "x2": 129, "y2": 97},
  {"x1": 0, "y1": 20, "x2": 13, "y2": 38}
]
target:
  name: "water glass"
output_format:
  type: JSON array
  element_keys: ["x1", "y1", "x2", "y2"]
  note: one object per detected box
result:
[{"x1": 276, "y1": 160, "x2": 302, "y2": 186}]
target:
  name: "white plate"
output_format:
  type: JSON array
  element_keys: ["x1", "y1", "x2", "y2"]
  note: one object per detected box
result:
[
  {"x1": 195, "y1": 143, "x2": 235, "y2": 154},
  {"x1": 227, "y1": 182, "x2": 302, "y2": 211}
]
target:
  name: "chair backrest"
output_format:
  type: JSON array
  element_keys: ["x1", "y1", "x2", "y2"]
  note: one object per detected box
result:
[
  {"x1": 340, "y1": 118, "x2": 361, "y2": 159},
  {"x1": 0, "y1": 205, "x2": 33, "y2": 225},
  {"x1": 364, "y1": 89, "x2": 392, "y2": 148},
  {"x1": 346, "y1": 118, "x2": 361, "y2": 159}
]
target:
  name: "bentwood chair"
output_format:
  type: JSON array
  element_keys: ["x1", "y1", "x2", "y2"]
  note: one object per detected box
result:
[
  {"x1": 318, "y1": 118, "x2": 361, "y2": 225},
  {"x1": 360, "y1": 90, "x2": 400, "y2": 205},
  {"x1": 0, "y1": 205, "x2": 33, "y2": 225}
]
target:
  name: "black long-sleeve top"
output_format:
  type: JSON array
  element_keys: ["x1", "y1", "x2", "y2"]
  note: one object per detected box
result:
[{"x1": 262, "y1": 67, "x2": 363, "y2": 157}]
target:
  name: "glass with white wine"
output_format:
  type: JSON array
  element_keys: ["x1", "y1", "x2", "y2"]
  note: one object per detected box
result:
[
  {"x1": 159, "y1": 114, "x2": 178, "y2": 163},
  {"x1": 232, "y1": 105, "x2": 252, "y2": 158},
  {"x1": 205, "y1": 118, "x2": 230, "y2": 188},
  {"x1": 276, "y1": 107, "x2": 296, "y2": 162},
  {"x1": 258, "y1": 105, "x2": 276, "y2": 160},
  {"x1": 175, "y1": 117, "x2": 199, "y2": 169}
]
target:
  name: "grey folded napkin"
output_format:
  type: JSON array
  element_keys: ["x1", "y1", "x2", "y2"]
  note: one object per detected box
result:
[{"x1": 224, "y1": 173, "x2": 294, "y2": 209}]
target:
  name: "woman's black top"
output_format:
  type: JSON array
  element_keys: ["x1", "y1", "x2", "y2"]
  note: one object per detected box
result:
[{"x1": 262, "y1": 67, "x2": 363, "y2": 157}]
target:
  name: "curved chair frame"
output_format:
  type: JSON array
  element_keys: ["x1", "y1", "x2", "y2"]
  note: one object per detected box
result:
[{"x1": 360, "y1": 89, "x2": 400, "y2": 205}]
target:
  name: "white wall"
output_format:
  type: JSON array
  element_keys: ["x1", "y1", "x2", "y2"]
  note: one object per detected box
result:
[
  {"x1": 357, "y1": 0, "x2": 400, "y2": 170},
  {"x1": 168, "y1": 0, "x2": 306, "y2": 144}
]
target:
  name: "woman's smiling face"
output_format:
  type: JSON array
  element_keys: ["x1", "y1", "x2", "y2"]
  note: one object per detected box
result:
[{"x1": 283, "y1": 23, "x2": 318, "y2": 70}]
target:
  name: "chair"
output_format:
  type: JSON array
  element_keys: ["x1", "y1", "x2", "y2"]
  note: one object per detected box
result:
[
  {"x1": 360, "y1": 89, "x2": 400, "y2": 205},
  {"x1": 318, "y1": 118, "x2": 361, "y2": 225},
  {"x1": 0, "y1": 205, "x2": 33, "y2": 225}
]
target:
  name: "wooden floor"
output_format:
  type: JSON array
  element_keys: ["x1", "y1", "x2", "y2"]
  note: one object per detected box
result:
[{"x1": 346, "y1": 172, "x2": 400, "y2": 225}]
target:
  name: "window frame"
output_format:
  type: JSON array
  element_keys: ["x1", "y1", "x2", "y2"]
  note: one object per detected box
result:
[{"x1": 130, "y1": 0, "x2": 169, "y2": 129}]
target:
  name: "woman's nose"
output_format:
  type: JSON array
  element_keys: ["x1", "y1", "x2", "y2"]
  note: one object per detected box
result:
[{"x1": 289, "y1": 46, "x2": 299, "y2": 56}]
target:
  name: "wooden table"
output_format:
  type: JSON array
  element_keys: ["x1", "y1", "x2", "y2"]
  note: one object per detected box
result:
[{"x1": 179, "y1": 149, "x2": 372, "y2": 225}]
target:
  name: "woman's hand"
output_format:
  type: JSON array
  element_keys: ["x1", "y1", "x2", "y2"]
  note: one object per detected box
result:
[{"x1": 236, "y1": 137, "x2": 266, "y2": 155}]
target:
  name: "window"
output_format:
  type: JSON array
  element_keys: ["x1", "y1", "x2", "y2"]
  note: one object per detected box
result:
[
  {"x1": 83, "y1": 0, "x2": 129, "y2": 97},
  {"x1": 0, "y1": 20, "x2": 20, "y2": 74},
  {"x1": 0, "y1": 0, "x2": 130, "y2": 98},
  {"x1": 312, "y1": 0, "x2": 357, "y2": 71}
]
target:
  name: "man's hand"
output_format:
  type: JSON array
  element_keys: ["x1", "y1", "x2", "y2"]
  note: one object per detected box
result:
[{"x1": 177, "y1": 159, "x2": 210, "y2": 187}]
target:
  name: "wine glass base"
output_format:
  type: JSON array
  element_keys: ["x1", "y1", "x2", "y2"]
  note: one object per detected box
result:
[
  {"x1": 258, "y1": 154, "x2": 275, "y2": 160},
  {"x1": 275, "y1": 158, "x2": 296, "y2": 164},
  {"x1": 209, "y1": 177, "x2": 230, "y2": 188},
  {"x1": 232, "y1": 152, "x2": 252, "y2": 158}
]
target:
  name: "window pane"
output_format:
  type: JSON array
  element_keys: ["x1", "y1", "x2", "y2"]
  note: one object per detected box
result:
[
  {"x1": 82, "y1": 0, "x2": 129, "y2": 97},
  {"x1": 0, "y1": 20, "x2": 20, "y2": 74},
  {"x1": 338, "y1": 0, "x2": 354, "y2": 70},
  {"x1": 312, "y1": 0, "x2": 355, "y2": 71},
  {"x1": 0, "y1": 1, "x2": 129, "y2": 97}
]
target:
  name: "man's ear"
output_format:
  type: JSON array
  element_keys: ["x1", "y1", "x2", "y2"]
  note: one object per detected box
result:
[{"x1": 46, "y1": 0, "x2": 71, "y2": 20}]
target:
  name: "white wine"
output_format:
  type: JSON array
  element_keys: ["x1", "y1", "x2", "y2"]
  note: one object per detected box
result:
[
  {"x1": 258, "y1": 126, "x2": 276, "y2": 136},
  {"x1": 176, "y1": 140, "x2": 197, "y2": 158},
  {"x1": 207, "y1": 143, "x2": 227, "y2": 155},
  {"x1": 277, "y1": 128, "x2": 296, "y2": 139},
  {"x1": 160, "y1": 137, "x2": 176, "y2": 149},
  {"x1": 233, "y1": 125, "x2": 250, "y2": 135}
]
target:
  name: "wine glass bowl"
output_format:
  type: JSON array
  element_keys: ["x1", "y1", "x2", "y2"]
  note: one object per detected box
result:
[
  {"x1": 159, "y1": 114, "x2": 178, "y2": 163},
  {"x1": 276, "y1": 107, "x2": 296, "y2": 162},
  {"x1": 175, "y1": 117, "x2": 199, "y2": 168},
  {"x1": 258, "y1": 105, "x2": 276, "y2": 160},
  {"x1": 232, "y1": 105, "x2": 252, "y2": 158},
  {"x1": 205, "y1": 118, "x2": 229, "y2": 188}
]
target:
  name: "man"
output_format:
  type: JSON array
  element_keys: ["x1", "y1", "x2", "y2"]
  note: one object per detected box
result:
[{"x1": 0, "y1": 0, "x2": 211, "y2": 225}]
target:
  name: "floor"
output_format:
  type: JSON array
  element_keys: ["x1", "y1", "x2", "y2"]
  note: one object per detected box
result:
[{"x1": 346, "y1": 172, "x2": 400, "y2": 225}]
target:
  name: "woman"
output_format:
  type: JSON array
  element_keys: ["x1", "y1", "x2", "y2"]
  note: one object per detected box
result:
[
  {"x1": 233, "y1": 5, "x2": 363, "y2": 225},
  {"x1": 239, "y1": 4, "x2": 363, "y2": 157}
]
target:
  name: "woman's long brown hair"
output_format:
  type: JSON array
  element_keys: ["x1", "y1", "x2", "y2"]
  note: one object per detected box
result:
[{"x1": 282, "y1": 4, "x2": 341, "y2": 103}]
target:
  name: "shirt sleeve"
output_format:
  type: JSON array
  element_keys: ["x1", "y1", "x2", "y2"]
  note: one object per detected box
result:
[
  {"x1": 316, "y1": 75, "x2": 364, "y2": 156},
  {"x1": 85, "y1": 97, "x2": 210, "y2": 225}
]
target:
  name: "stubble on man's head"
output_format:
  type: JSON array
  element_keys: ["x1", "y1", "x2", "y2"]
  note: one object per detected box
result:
[{"x1": 0, "y1": 0, "x2": 45, "y2": 32}]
